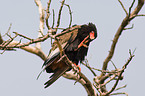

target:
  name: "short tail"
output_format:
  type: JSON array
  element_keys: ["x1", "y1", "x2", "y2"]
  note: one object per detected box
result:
[{"x1": 44, "y1": 66, "x2": 70, "y2": 88}]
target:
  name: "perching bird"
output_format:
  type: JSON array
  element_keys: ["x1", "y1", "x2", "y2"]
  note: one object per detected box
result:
[{"x1": 41, "y1": 23, "x2": 97, "y2": 88}]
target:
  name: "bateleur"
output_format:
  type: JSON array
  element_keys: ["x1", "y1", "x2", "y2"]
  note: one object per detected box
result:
[{"x1": 41, "y1": 23, "x2": 97, "y2": 88}]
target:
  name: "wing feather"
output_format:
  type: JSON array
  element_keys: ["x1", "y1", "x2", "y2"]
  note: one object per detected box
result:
[
  {"x1": 43, "y1": 25, "x2": 80, "y2": 67},
  {"x1": 44, "y1": 65, "x2": 70, "y2": 88},
  {"x1": 39, "y1": 25, "x2": 81, "y2": 87}
]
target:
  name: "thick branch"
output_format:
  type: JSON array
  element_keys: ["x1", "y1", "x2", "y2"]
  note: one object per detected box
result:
[
  {"x1": 9, "y1": 41, "x2": 47, "y2": 60},
  {"x1": 63, "y1": 71, "x2": 97, "y2": 96},
  {"x1": 130, "y1": 0, "x2": 144, "y2": 20},
  {"x1": 101, "y1": 0, "x2": 144, "y2": 77}
]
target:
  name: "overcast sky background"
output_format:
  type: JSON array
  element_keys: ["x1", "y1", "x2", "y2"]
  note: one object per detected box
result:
[{"x1": 0, "y1": 0, "x2": 145, "y2": 96}]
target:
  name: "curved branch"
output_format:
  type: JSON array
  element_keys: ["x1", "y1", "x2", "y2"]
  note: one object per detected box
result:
[
  {"x1": 45, "y1": 0, "x2": 52, "y2": 30},
  {"x1": 64, "y1": 3, "x2": 73, "y2": 28},
  {"x1": 130, "y1": 0, "x2": 144, "y2": 16},
  {"x1": 104, "y1": 51, "x2": 134, "y2": 96},
  {"x1": 118, "y1": 0, "x2": 128, "y2": 15},
  {"x1": 0, "y1": 33, "x2": 50, "y2": 49},
  {"x1": 101, "y1": 0, "x2": 144, "y2": 77},
  {"x1": 63, "y1": 70, "x2": 97, "y2": 96},
  {"x1": 56, "y1": 0, "x2": 65, "y2": 29},
  {"x1": 9, "y1": 41, "x2": 47, "y2": 60}
]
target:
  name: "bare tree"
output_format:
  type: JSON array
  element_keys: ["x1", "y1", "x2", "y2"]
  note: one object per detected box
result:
[{"x1": 0, "y1": 0, "x2": 145, "y2": 96}]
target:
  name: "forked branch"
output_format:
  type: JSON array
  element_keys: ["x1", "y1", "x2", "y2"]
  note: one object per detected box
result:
[{"x1": 101, "y1": 0, "x2": 144, "y2": 77}]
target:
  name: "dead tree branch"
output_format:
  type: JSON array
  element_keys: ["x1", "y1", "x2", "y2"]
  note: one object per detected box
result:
[
  {"x1": 56, "y1": 0, "x2": 65, "y2": 30},
  {"x1": 104, "y1": 50, "x2": 135, "y2": 96},
  {"x1": 1, "y1": 0, "x2": 144, "y2": 96},
  {"x1": 93, "y1": 0, "x2": 145, "y2": 95},
  {"x1": 101, "y1": 0, "x2": 144, "y2": 77},
  {"x1": 45, "y1": 0, "x2": 52, "y2": 30},
  {"x1": 64, "y1": 3, "x2": 73, "y2": 28},
  {"x1": 118, "y1": 0, "x2": 128, "y2": 15},
  {"x1": 35, "y1": 0, "x2": 45, "y2": 49}
]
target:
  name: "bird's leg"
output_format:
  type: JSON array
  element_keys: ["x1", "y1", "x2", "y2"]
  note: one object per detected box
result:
[
  {"x1": 77, "y1": 35, "x2": 89, "y2": 49},
  {"x1": 73, "y1": 63, "x2": 81, "y2": 71},
  {"x1": 73, "y1": 63, "x2": 82, "y2": 85}
]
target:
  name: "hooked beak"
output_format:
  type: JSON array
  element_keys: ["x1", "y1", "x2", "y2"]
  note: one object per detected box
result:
[
  {"x1": 89, "y1": 31, "x2": 95, "y2": 40},
  {"x1": 76, "y1": 31, "x2": 96, "y2": 50}
]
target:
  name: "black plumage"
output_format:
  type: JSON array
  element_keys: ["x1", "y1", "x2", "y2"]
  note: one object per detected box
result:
[{"x1": 41, "y1": 23, "x2": 97, "y2": 88}]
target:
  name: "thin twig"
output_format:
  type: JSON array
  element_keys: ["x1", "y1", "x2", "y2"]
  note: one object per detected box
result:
[
  {"x1": 0, "y1": 49, "x2": 6, "y2": 54},
  {"x1": 0, "y1": 30, "x2": 53, "y2": 49},
  {"x1": 102, "y1": 75, "x2": 116, "y2": 86},
  {"x1": 124, "y1": 24, "x2": 134, "y2": 30},
  {"x1": 56, "y1": 0, "x2": 65, "y2": 30},
  {"x1": 13, "y1": 38, "x2": 23, "y2": 47},
  {"x1": 130, "y1": 14, "x2": 145, "y2": 19},
  {"x1": 13, "y1": 32, "x2": 32, "y2": 41},
  {"x1": 110, "y1": 60, "x2": 117, "y2": 69},
  {"x1": 114, "y1": 85, "x2": 127, "y2": 91},
  {"x1": 104, "y1": 50, "x2": 135, "y2": 95},
  {"x1": 111, "y1": 92, "x2": 128, "y2": 96},
  {"x1": 52, "y1": 9, "x2": 55, "y2": 28},
  {"x1": 45, "y1": 0, "x2": 52, "y2": 30},
  {"x1": 3, "y1": 23, "x2": 12, "y2": 37},
  {"x1": 93, "y1": 83, "x2": 103, "y2": 95},
  {"x1": 0, "y1": 34, "x2": 18, "y2": 52},
  {"x1": 2, "y1": 34, "x2": 18, "y2": 48},
  {"x1": 128, "y1": 0, "x2": 135, "y2": 16},
  {"x1": 81, "y1": 61, "x2": 97, "y2": 76},
  {"x1": 136, "y1": 14, "x2": 145, "y2": 16},
  {"x1": 118, "y1": 0, "x2": 128, "y2": 15},
  {"x1": 82, "y1": 63, "x2": 121, "y2": 74},
  {"x1": 64, "y1": 3, "x2": 72, "y2": 28},
  {"x1": 98, "y1": 73, "x2": 113, "y2": 84}
]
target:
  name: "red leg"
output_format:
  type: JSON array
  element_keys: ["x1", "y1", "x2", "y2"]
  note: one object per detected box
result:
[
  {"x1": 73, "y1": 63, "x2": 81, "y2": 71},
  {"x1": 77, "y1": 35, "x2": 89, "y2": 49}
]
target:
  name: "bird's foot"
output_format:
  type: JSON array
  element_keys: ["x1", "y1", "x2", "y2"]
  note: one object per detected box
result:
[{"x1": 73, "y1": 63, "x2": 81, "y2": 71}]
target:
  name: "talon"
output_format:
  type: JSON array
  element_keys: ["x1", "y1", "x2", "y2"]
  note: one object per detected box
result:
[{"x1": 73, "y1": 63, "x2": 81, "y2": 71}]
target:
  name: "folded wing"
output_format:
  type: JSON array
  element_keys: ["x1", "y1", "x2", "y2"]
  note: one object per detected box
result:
[{"x1": 42, "y1": 25, "x2": 80, "y2": 88}]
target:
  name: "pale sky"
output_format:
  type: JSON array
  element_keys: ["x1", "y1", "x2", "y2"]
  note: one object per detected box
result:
[{"x1": 0, "y1": 0, "x2": 145, "y2": 96}]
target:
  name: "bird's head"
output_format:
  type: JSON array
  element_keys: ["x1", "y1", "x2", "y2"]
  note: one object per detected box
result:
[
  {"x1": 87, "y1": 23, "x2": 97, "y2": 40},
  {"x1": 78, "y1": 23, "x2": 97, "y2": 43}
]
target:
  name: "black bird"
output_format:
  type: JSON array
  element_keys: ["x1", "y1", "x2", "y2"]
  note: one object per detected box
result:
[{"x1": 41, "y1": 23, "x2": 97, "y2": 88}]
